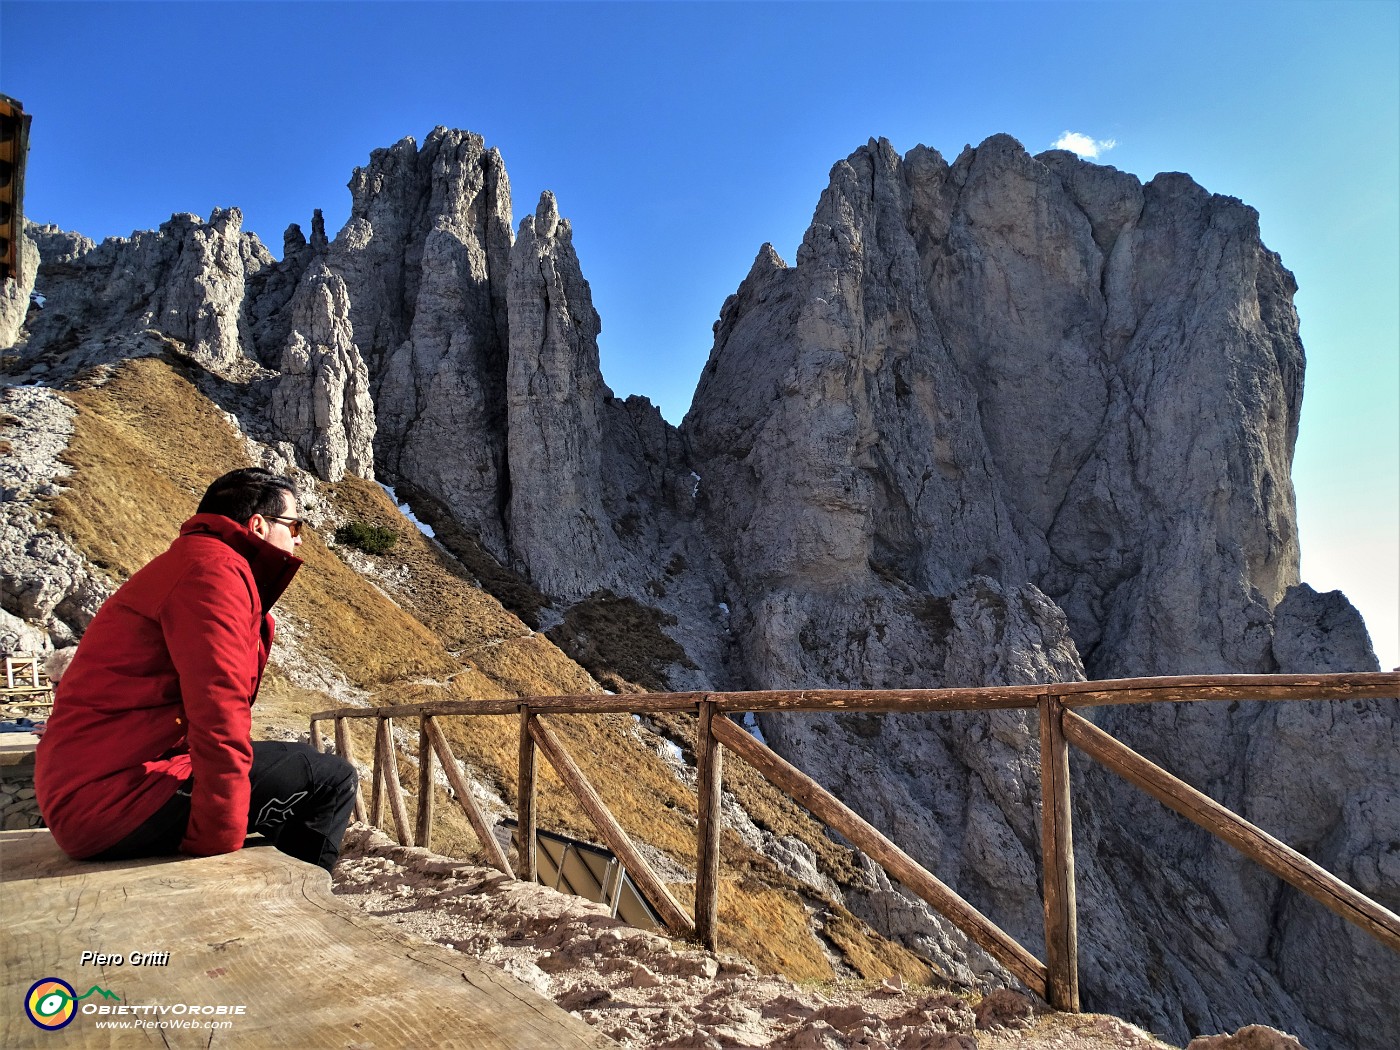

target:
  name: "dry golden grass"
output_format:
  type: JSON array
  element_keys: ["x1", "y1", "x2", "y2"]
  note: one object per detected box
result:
[
  {"x1": 823, "y1": 906, "x2": 939, "y2": 984},
  {"x1": 44, "y1": 358, "x2": 458, "y2": 688},
  {"x1": 47, "y1": 358, "x2": 251, "y2": 577},
  {"x1": 673, "y1": 878, "x2": 836, "y2": 983},
  {"x1": 282, "y1": 534, "x2": 460, "y2": 686},
  {"x1": 254, "y1": 673, "x2": 345, "y2": 739},
  {"x1": 648, "y1": 712, "x2": 862, "y2": 886},
  {"x1": 42, "y1": 355, "x2": 947, "y2": 988},
  {"x1": 391, "y1": 478, "x2": 551, "y2": 629},
  {"x1": 324, "y1": 478, "x2": 529, "y2": 652},
  {"x1": 469, "y1": 634, "x2": 601, "y2": 698}
]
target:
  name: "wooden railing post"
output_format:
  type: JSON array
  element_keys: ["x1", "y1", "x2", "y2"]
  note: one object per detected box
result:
[
  {"x1": 695, "y1": 698, "x2": 723, "y2": 950},
  {"x1": 309, "y1": 718, "x2": 324, "y2": 753},
  {"x1": 1039, "y1": 690, "x2": 1080, "y2": 1011},
  {"x1": 369, "y1": 718, "x2": 385, "y2": 828},
  {"x1": 376, "y1": 716, "x2": 412, "y2": 845},
  {"x1": 517, "y1": 708, "x2": 537, "y2": 882},
  {"x1": 416, "y1": 715, "x2": 435, "y2": 849},
  {"x1": 334, "y1": 717, "x2": 367, "y2": 823}
]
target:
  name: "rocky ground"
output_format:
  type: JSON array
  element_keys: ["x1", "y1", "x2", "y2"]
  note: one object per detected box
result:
[{"x1": 330, "y1": 826, "x2": 1303, "y2": 1050}]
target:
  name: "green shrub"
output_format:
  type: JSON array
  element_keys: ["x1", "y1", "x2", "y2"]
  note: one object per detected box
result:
[{"x1": 335, "y1": 521, "x2": 398, "y2": 555}]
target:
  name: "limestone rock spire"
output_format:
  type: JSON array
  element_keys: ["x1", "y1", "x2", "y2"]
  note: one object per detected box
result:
[
  {"x1": 269, "y1": 261, "x2": 376, "y2": 481},
  {"x1": 505, "y1": 190, "x2": 619, "y2": 598},
  {"x1": 330, "y1": 128, "x2": 515, "y2": 556}
]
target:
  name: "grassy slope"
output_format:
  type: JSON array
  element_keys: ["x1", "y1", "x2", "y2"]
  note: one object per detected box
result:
[{"x1": 41, "y1": 355, "x2": 942, "y2": 987}]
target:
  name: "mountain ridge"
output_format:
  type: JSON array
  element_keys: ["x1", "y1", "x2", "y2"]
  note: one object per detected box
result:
[{"x1": 2, "y1": 128, "x2": 1394, "y2": 1049}]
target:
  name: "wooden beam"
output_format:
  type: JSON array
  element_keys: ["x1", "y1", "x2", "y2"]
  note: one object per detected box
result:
[
  {"x1": 312, "y1": 693, "x2": 707, "y2": 721},
  {"x1": 426, "y1": 717, "x2": 515, "y2": 876},
  {"x1": 1062, "y1": 709, "x2": 1400, "y2": 955},
  {"x1": 369, "y1": 720, "x2": 385, "y2": 829},
  {"x1": 695, "y1": 699, "x2": 723, "y2": 950},
  {"x1": 307, "y1": 687, "x2": 1035, "y2": 720},
  {"x1": 517, "y1": 710, "x2": 537, "y2": 883},
  {"x1": 377, "y1": 717, "x2": 412, "y2": 846},
  {"x1": 710, "y1": 714, "x2": 1047, "y2": 999},
  {"x1": 1057, "y1": 672, "x2": 1400, "y2": 708},
  {"x1": 333, "y1": 717, "x2": 367, "y2": 823},
  {"x1": 1038, "y1": 693, "x2": 1079, "y2": 1011},
  {"x1": 530, "y1": 714, "x2": 696, "y2": 938},
  {"x1": 716, "y1": 687, "x2": 1041, "y2": 713},
  {"x1": 309, "y1": 718, "x2": 325, "y2": 754},
  {"x1": 310, "y1": 671, "x2": 1400, "y2": 722},
  {"x1": 416, "y1": 716, "x2": 435, "y2": 850}
]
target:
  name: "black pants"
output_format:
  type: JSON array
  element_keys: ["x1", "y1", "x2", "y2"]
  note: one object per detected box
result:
[{"x1": 91, "y1": 742, "x2": 358, "y2": 872}]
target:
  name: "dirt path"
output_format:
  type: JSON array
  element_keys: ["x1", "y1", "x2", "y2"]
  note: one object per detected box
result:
[{"x1": 331, "y1": 826, "x2": 1190, "y2": 1049}]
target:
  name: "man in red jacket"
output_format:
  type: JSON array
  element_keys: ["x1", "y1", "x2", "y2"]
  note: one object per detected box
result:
[{"x1": 36, "y1": 468, "x2": 358, "y2": 871}]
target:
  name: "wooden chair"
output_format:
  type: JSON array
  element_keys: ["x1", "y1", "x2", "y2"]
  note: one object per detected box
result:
[{"x1": 1, "y1": 651, "x2": 55, "y2": 717}]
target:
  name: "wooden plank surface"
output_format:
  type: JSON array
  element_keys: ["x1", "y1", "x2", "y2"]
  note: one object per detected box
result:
[
  {"x1": 369, "y1": 720, "x2": 385, "y2": 829},
  {"x1": 312, "y1": 694, "x2": 707, "y2": 721},
  {"x1": 715, "y1": 687, "x2": 1041, "y2": 712},
  {"x1": 377, "y1": 717, "x2": 412, "y2": 846},
  {"x1": 416, "y1": 716, "x2": 435, "y2": 849},
  {"x1": 0, "y1": 736, "x2": 38, "y2": 768},
  {"x1": 332, "y1": 718, "x2": 367, "y2": 824},
  {"x1": 0, "y1": 829, "x2": 615, "y2": 1049}
]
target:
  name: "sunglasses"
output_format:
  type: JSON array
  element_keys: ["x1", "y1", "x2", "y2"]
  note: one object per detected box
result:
[{"x1": 264, "y1": 514, "x2": 308, "y2": 538}]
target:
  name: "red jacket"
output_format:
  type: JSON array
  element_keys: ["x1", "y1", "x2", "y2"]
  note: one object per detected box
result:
[{"x1": 36, "y1": 514, "x2": 301, "y2": 859}]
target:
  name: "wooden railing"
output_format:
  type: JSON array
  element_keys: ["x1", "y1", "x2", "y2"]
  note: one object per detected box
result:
[{"x1": 311, "y1": 672, "x2": 1400, "y2": 1011}]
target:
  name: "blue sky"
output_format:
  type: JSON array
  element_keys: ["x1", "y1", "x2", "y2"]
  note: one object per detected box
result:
[{"x1": 2, "y1": 1, "x2": 1396, "y2": 668}]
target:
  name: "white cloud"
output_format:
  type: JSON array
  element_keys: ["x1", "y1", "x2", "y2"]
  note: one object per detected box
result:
[{"x1": 1052, "y1": 131, "x2": 1118, "y2": 159}]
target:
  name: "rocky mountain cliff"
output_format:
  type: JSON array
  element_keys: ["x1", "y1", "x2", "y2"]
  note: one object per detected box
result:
[{"x1": 3, "y1": 128, "x2": 1394, "y2": 1049}]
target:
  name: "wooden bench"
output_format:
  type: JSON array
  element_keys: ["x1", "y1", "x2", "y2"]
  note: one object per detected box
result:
[
  {"x1": 0, "y1": 736, "x2": 38, "y2": 769},
  {"x1": 1, "y1": 829, "x2": 616, "y2": 1048}
]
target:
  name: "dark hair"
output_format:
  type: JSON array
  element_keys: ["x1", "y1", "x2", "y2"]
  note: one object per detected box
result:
[{"x1": 197, "y1": 468, "x2": 297, "y2": 525}]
